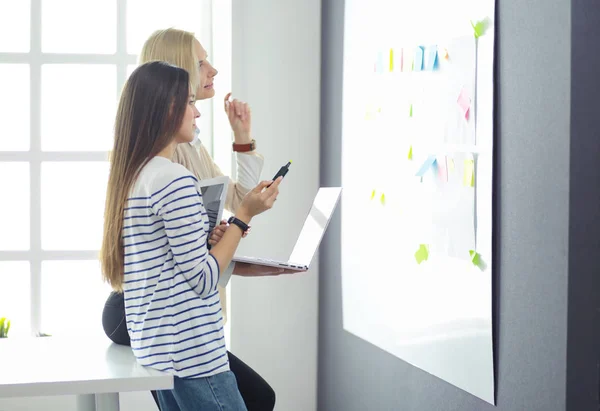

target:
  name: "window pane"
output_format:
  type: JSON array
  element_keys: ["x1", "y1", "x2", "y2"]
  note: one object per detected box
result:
[
  {"x1": 42, "y1": 0, "x2": 116, "y2": 53},
  {"x1": 0, "y1": 262, "x2": 30, "y2": 337},
  {"x1": 41, "y1": 65, "x2": 116, "y2": 151},
  {"x1": 127, "y1": 0, "x2": 205, "y2": 54},
  {"x1": 41, "y1": 261, "x2": 112, "y2": 337},
  {"x1": 41, "y1": 162, "x2": 109, "y2": 250},
  {"x1": 0, "y1": 64, "x2": 30, "y2": 151},
  {"x1": 0, "y1": 163, "x2": 29, "y2": 250},
  {"x1": 0, "y1": 0, "x2": 30, "y2": 52}
]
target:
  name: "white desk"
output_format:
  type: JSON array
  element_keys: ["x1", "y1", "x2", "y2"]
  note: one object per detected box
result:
[{"x1": 0, "y1": 336, "x2": 173, "y2": 411}]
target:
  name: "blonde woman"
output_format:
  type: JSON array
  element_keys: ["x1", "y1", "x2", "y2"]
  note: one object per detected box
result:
[{"x1": 102, "y1": 28, "x2": 285, "y2": 410}]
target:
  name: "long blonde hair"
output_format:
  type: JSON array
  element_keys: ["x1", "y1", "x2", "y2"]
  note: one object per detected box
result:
[
  {"x1": 140, "y1": 28, "x2": 200, "y2": 93},
  {"x1": 100, "y1": 62, "x2": 190, "y2": 291}
]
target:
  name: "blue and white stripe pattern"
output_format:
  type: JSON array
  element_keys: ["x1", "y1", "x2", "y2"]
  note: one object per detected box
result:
[{"x1": 122, "y1": 156, "x2": 228, "y2": 379}]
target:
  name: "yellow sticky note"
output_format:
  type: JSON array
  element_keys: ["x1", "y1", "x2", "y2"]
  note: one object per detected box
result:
[
  {"x1": 463, "y1": 159, "x2": 474, "y2": 187},
  {"x1": 408, "y1": 145, "x2": 413, "y2": 160},
  {"x1": 370, "y1": 189, "x2": 376, "y2": 200},
  {"x1": 380, "y1": 193, "x2": 386, "y2": 205},
  {"x1": 389, "y1": 48, "x2": 394, "y2": 72}
]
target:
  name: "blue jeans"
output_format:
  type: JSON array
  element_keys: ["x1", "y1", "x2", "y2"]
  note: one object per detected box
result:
[{"x1": 158, "y1": 371, "x2": 248, "y2": 411}]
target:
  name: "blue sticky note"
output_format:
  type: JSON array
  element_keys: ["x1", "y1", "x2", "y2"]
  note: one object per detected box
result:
[
  {"x1": 413, "y1": 46, "x2": 424, "y2": 71},
  {"x1": 377, "y1": 51, "x2": 384, "y2": 73},
  {"x1": 424, "y1": 46, "x2": 438, "y2": 70},
  {"x1": 415, "y1": 155, "x2": 437, "y2": 177}
]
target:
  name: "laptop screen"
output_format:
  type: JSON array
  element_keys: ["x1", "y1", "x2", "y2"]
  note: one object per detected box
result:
[
  {"x1": 288, "y1": 187, "x2": 342, "y2": 265},
  {"x1": 196, "y1": 176, "x2": 229, "y2": 238}
]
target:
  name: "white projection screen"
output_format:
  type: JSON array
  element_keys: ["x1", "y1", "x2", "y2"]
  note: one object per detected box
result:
[{"x1": 341, "y1": 0, "x2": 496, "y2": 404}]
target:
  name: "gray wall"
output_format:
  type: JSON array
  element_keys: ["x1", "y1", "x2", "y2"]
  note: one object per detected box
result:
[
  {"x1": 566, "y1": 0, "x2": 600, "y2": 408},
  {"x1": 319, "y1": 0, "x2": 599, "y2": 410}
]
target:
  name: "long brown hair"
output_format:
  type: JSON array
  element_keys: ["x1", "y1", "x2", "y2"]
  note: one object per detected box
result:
[{"x1": 100, "y1": 61, "x2": 190, "y2": 291}]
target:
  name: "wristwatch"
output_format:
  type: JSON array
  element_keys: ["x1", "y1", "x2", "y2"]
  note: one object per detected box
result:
[
  {"x1": 228, "y1": 216, "x2": 251, "y2": 236},
  {"x1": 232, "y1": 139, "x2": 256, "y2": 152}
]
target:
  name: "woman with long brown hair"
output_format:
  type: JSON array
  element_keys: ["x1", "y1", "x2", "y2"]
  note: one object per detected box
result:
[
  {"x1": 103, "y1": 28, "x2": 289, "y2": 411},
  {"x1": 100, "y1": 60, "x2": 281, "y2": 410}
]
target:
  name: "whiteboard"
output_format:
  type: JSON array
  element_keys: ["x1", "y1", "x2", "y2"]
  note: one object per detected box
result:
[{"x1": 341, "y1": 0, "x2": 495, "y2": 404}]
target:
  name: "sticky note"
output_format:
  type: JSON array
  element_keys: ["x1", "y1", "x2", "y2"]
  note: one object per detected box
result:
[
  {"x1": 409, "y1": 103, "x2": 413, "y2": 117},
  {"x1": 377, "y1": 51, "x2": 384, "y2": 73},
  {"x1": 408, "y1": 145, "x2": 413, "y2": 160},
  {"x1": 437, "y1": 156, "x2": 448, "y2": 181},
  {"x1": 424, "y1": 46, "x2": 438, "y2": 70},
  {"x1": 389, "y1": 48, "x2": 394, "y2": 72},
  {"x1": 441, "y1": 48, "x2": 449, "y2": 61},
  {"x1": 380, "y1": 193, "x2": 386, "y2": 205},
  {"x1": 416, "y1": 155, "x2": 437, "y2": 177},
  {"x1": 370, "y1": 189, "x2": 376, "y2": 200},
  {"x1": 415, "y1": 244, "x2": 430, "y2": 264},
  {"x1": 457, "y1": 88, "x2": 471, "y2": 120},
  {"x1": 471, "y1": 18, "x2": 490, "y2": 39},
  {"x1": 402, "y1": 47, "x2": 414, "y2": 72},
  {"x1": 398, "y1": 48, "x2": 404, "y2": 71},
  {"x1": 463, "y1": 159, "x2": 475, "y2": 187},
  {"x1": 469, "y1": 250, "x2": 487, "y2": 271},
  {"x1": 414, "y1": 46, "x2": 424, "y2": 71}
]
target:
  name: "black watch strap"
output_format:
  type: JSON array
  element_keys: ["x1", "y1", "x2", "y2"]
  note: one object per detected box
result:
[{"x1": 228, "y1": 216, "x2": 250, "y2": 235}]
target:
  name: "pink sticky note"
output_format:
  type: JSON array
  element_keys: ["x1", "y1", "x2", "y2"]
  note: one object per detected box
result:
[
  {"x1": 437, "y1": 156, "x2": 448, "y2": 182},
  {"x1": 457, "y1": 88, "x2": 471, "y2": 120}
]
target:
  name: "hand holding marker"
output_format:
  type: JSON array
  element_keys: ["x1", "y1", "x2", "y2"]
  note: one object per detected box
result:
[{"x1": 267, "y1": 161, "x2": 291, "y2": 188}]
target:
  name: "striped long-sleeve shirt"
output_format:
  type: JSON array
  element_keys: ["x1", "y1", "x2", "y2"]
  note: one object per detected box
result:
[{"x1": 122, "y1": 156, "x2": 228, "y2": 379}]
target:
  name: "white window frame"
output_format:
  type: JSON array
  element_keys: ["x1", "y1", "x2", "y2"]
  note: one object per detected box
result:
[{"x1": 0, "y1": 0, "x2": 232, "y2": 338}]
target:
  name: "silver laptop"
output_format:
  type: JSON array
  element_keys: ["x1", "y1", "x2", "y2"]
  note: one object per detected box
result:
[{"x1": 233, "y1": 187, "x2": 342, "y2": 271}]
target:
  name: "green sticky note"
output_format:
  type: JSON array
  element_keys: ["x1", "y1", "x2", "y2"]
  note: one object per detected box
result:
[
  {"x1": 370, "y1": 189, "x2": 376, "y2": 200},
  {"x1": 415, "y1": 244, "x2": 429, "y2": 264},
  {"x1": 408, "y1": 145, "x2": 413, "y2": 160},
  {"x1": 471, "y1": 18, "x2": 489, "y2": 39},
  {"x1": 469, "y1": 250, "x2": 487, "y2": 271},
  {"x1": 409, "y1": 103, "x2": 413, "y2": 117},
  {"x1": 380, "y1": 193, "x2": 386, "y2": 205}
]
